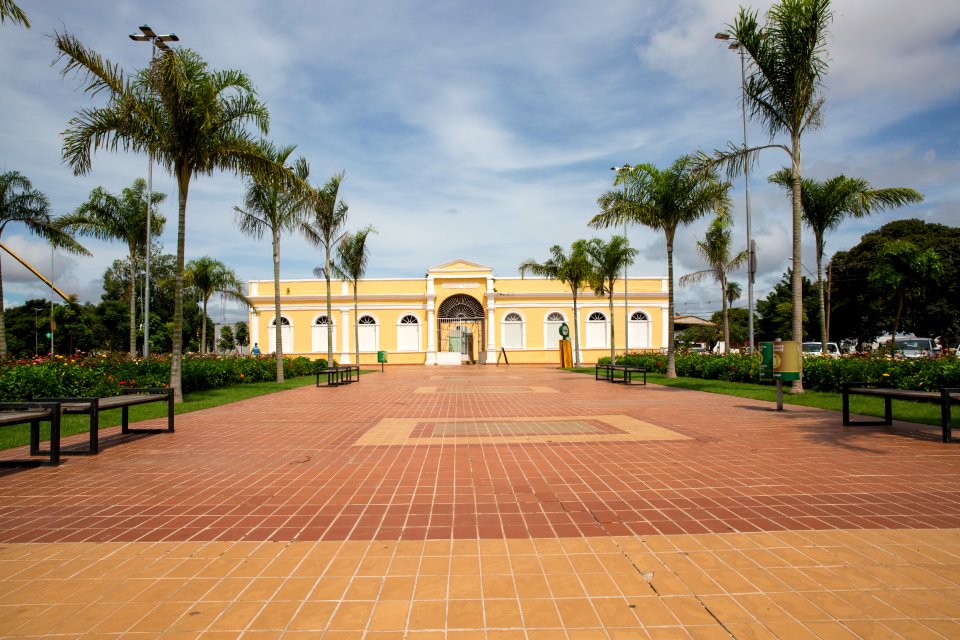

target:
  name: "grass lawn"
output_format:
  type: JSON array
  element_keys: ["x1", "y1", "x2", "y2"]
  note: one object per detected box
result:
[
  {"x1": 566, "y1": 367, "x2": 950, "y2": 429},
  {"x1": 0, "y1": 373, "x2": 342, "y2": 451}
]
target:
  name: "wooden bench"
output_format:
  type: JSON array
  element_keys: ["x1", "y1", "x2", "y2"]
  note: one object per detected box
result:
[
  {"x1": 595, "y1": 363, "x2": 647, "y2": 385},
  {"x1": 34, "y1": 388, "x2": 174, "y2": 455},
  {"x1": 0, "y1": 401, "x2": 63, "y2": 465},
  {"x1": 842, "y1": 382, "x2": 960, "y2": 442},
  {"x1": 316, "y1": 365, "x2": 360, "y2": 387}
]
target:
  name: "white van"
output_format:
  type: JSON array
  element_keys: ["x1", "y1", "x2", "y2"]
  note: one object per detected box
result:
[{"x1": 802, "y1": 342, "x2": 840, "y2": 357}]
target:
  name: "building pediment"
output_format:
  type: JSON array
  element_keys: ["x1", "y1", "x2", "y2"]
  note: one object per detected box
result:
[{"x1": 427, "y1": 259, "x2": 493, "y2": 275}]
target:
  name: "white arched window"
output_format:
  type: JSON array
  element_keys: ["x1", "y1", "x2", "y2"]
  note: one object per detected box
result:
[
  {"x1": 586, "y1": 311, "x2": 608, "y2": 349},
  {"x1": 269, "y1": 316, "x2": 293, "y2": 354},
  {"x1": 544, "y1": 311, "x2": 566, "y2": 350},
  {"x1": 311, "y1": 315, "x2": 336, "y2": 354},
  {"x1": 357, "y1": 314, "x2": 379, "y2": 352},
  {"x1": 628, "y1": 310, "x2": 651, "y2": 349},
  {"x1": 397, "y1": 314, "x2": 421, "y2": 352},
  {"x1": 501, "y1": 312, "x2": 524, "y2": 350}
]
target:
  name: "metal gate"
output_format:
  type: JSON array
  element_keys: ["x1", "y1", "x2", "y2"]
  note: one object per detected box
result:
[{"x1": 437, "y1": 294, "x2": 485, "y2": 364}]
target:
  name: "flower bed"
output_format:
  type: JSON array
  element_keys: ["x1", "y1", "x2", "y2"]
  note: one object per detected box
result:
[
  {"x1": 599, "y1": 351, "x2": 959, "y2": 392},
  {"x1": 0, "y1": 353, "x2": 328, "y2": 401}
]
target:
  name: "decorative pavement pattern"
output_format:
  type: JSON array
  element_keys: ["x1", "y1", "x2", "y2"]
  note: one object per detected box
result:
[{"x1": 1, "y1": 365, "x2": 959, "y2": 638}]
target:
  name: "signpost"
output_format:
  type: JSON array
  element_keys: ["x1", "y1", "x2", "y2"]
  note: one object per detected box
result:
[
  {"x1": 558, "y1": 323, "x2": 573, "y2": 368},
  {"x1": 771, "y1": 339, "x2": 801, "y2": 411}
]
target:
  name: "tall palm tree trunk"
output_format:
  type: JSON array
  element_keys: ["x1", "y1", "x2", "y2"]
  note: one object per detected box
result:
[
  {"x1": 170, "y1": 171, "x2": 189, "y2": 403},
  {"x1": 790, "y1": 136, "x2": 804, "y2": 393},
  {"x1": 721, "y1": 275, "x2": 730, "y2": 353},
  {"x1": 666, "y1": 233, "x2": 677, "y2": 378},
  {"x1": 353, "y1": 285, "x2": 359, "y2": 366},
  {"x1": 325, "y1": 245, "x2": 333, "y2": 366},
  {"x1": 200, "y1": 297, "x2": 209, "y2": 355},
  {"x1": 272, "y1": 230, "x2": 284, "y2": 382},
  {"x1": 572, "y1": 291, "x2": 581, "y2": 366},
  {"x1": 815, "y1": 238, "x2": 827, "y2": 352},
  {"x1": 608, "y1": 289, "x2": 615, "y2": 364},
  {"x1": 128, "y1": 257, "x2": 137, "y2": 357}
]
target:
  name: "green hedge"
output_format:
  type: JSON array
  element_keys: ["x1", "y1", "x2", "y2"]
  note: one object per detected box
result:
[
  {"x1": 599, "y1": 351, "x2": 960, "y2": 392},
  {"x1": 0, "y1": 353, "x2": 329, "y2": 401}
]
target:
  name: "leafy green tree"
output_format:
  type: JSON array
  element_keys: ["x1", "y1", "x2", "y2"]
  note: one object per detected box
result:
[
  {"x1": 0, "y1": 0, "x2": 29, "y2": 27},
  {"x1": 55, "y1": 34, "x2": 290, "y2": 401},
  {"x1": 0, "y1": 171, "x2": 89, "y2": 357},
  {"x1": 704, "y1": 0, "x2": 833, "y2": 391},
  {"x1": 57, "y1": 178, "x2": 166, "y2": 357},
  {"x1": 869, "y1": 240, "x2": 943, "y2": 344},
  {"x1": 831, "y1": 220, "x2": 960, "y2": 348},
  {"x1": 233, "y1": 321, "x2": 249, "y2": 350},
  {"x1": 331, "y1": 226, "x2": 376, "y2": 366},
  {"x1": 585, "y1": 236, "x2": 638, "y2": 364},
  {"x1": 217, "y1": 324, "x2": 235, "y2": 353},
  {"x1": 519, "y1": 240, "x2": 593, "y2": 366},
  {"x1": 680, "y1": 214, "x2": 747, "y2": 354},
  {"x1": 591, "y1": 156, "x2": 730, "y2": 377},
  {"x1": 726, "y1": 281, "x2": 742, "y2": 307},
  {"x1": 770, "y1": 169, "x2": 923, "y2": 353},
  {"x1": 185, "y1": 257, "x2": 253, "y2": 355},
  {"x1": 756, "y1": 270, "x2": 818, "y2": 342},
  {"x1": 303, "y1": 172, "x2": 349, "y2": 366},
  {"x1": 234, "y1": 142, "x2": 310, "y2": 382}
]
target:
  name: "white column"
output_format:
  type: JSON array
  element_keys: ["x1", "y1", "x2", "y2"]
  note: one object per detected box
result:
[
  {"x1": 340, "y1": 307, "x2": 351, "y2": 364},
  {"x1": 575, "y1": 305, "x2": 583, "y2": 364},
  {"x1": 251, "y1": 309, "x2": 260, "y2": 353},
  {"x1": 485, "y1": 276, "x2": 496, "y2": 364},
  {"x1": 661, "y1": 306, "x2": 669, "y2": 351},
  {"x1": 425, "y1": 276, "x2": 437, "y2": 365}
]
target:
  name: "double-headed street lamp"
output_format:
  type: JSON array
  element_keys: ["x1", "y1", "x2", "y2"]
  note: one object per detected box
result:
[
  {"x1": 130, "y1": 25, "x2": 178, "y2": 359},
  {"x1": 715, "y1": 32, "x2": 757, "y2": 354}
]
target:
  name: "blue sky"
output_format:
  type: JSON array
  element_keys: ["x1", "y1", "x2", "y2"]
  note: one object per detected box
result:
[{"x1": 1, "y1": 0, "x2": 957, "y2": 323}]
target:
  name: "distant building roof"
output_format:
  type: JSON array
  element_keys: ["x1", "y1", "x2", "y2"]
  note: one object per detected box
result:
[{"x1": 674, "y1": 314, "x2": 716, "y2": 327}]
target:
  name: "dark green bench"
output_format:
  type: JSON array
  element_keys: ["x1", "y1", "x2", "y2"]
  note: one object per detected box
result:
[
  {"x1": 842, "y1": 383, "x2": 960, "y2": 442},
  {"x1": 0, "y1": 401, "x2": 63, "y2": 465}
]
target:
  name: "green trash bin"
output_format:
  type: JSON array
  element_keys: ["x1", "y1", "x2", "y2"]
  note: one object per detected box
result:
[{"x1": 377, "y1": 350, "x2": 387, "y2": 372}]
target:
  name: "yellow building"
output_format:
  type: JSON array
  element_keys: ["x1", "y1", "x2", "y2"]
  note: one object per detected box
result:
[{"x1": 248, "y1": 259, "x2": 668, "y2": 365}]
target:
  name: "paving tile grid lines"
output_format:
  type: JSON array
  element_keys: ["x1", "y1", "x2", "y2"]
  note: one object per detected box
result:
[{"x1": 1, "y1": 365, "x2": 960, "y2": 638}]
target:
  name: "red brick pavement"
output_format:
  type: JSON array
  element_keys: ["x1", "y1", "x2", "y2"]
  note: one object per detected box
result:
[{"x1": 2, "y1": 366, "x2": 959, "y2": 545}]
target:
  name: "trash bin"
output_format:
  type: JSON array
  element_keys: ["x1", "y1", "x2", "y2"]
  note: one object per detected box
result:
[{"x1": 377, "y1": 350, "x2": 387, "y2": 372}]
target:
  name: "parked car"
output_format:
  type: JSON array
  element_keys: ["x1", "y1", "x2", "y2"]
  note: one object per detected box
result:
[
  {"x1": 802, "y1": 341, "x2": 840, "y2": 357},
  {"x1": 886, "y1": 336, "x2": 938, "y2": 358}
]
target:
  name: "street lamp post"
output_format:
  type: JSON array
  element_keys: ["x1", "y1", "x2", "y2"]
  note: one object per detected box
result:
[
  {"x1": 130, "y1": 25, "x2": 178, "y2": 359},
  {"x1": 611, "y1": 166, "x2": 631, "y2": 359},
  {"x1": 715, "y1": 33, "x2": 756, "y2": 354},
  {"x1": 33, "y1": 308, "x2": 40, "y2": 356}
]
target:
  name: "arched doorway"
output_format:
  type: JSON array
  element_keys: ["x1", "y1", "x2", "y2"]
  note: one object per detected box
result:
[{"x1": 437, "y1": 294, "x2": 485, "y2": 363}]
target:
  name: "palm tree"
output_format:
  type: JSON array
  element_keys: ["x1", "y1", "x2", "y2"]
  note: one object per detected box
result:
[
  {"x1": 868, "y1": 241, "x2": 942, "y2": 346},
  {"x1": 585, "y1": 236, "x2": 638, "y2": 365},
  {"x1": 680, "y1": 214, "x2": 747, "y2": 354},
  {"x1": 703, "y1": 0, "x2": 832, "y2": 391},
  {"x1": 726, "y1": 281, "x2": 742, "y2": 306},
  {"x1": 57, "y1": 178, "x2": 166, "y2": 358},
  {"x1": 519, "y1": 240, "x2": 592, "y2": 366},
  {"x1": 770, "y1": 169, "x2": 923, "y2": 353},
  {"x1": 303, "y1": 172, "x2": 349, "y2": 366},
  {"x1": 0, "y1": 0, "x2": 29, "y2": 27},
  {"x1": 331, "y1": 226, "x2": 376, "y2": 366},
  {"x1": 591, "y1": 156, "x2": 731, "y2": 377},
  {"x1": 186, "y1": 257, "x2": 253, "y2": 354},
  {"x1": 234, "y1": 142, "x2": 310, "y2": 382},
  {"x1": 0, "y1": 171, "x2": 89, "y2": 357},
  {"x1": 55, "y1": 34, "x2": 293, "y2": 401}
]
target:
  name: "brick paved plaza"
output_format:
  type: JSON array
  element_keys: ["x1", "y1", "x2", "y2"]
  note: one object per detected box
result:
[{"x1": 1, "y1": 366, "x2": 959, "y2": 638}]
